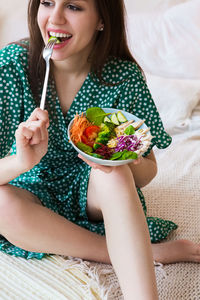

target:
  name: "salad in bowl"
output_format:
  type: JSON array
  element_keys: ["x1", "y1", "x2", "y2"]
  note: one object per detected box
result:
[{"x1": 68, "y1": 107, "x2": 152, "y2": 166}]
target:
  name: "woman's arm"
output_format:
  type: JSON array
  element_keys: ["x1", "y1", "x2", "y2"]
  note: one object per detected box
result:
[
  {"x1": 128, "y1": 150, "x2": 157, "y2": 188},
  {"x1": 0, "y1": 108, "x2": 49, "y2": 186},
  {"x1": 0, "y1": 155, "x2": 29, "y2": 185}
]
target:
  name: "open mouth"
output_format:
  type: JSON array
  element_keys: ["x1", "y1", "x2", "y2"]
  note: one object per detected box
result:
[{"x1": 48, "y1": 31, "x2": 72, "y2": 44}]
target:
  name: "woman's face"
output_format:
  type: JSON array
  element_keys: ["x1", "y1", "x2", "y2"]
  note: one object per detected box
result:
[{"x1": 37, "y1": 0, "x2": 102, "y2": 62}]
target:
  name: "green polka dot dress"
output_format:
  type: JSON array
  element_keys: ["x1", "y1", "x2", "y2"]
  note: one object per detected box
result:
[{"x1": 0, "y1": 43, "x2": 177, "y2": 259}]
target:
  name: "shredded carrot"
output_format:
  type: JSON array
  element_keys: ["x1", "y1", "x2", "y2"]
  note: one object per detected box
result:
[{"x1": 70, "y1": 113, "x2": 91, "y2": 144}]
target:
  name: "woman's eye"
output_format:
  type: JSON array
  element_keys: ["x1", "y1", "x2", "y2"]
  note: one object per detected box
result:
[
  {"x1": 40, "y1": 1, "x2": 53, "y2": 7},
  {"x1": 67, "y1": 4, "x2": 82, "y2": 11}
]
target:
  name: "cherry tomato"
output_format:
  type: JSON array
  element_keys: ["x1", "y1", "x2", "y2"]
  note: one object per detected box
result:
[
  {"x1": 81, "y1": 135, "x2": 94, "y2": 147},
  {"x1": 84, "y1": 125, "x2": 100, "y2": 141}
]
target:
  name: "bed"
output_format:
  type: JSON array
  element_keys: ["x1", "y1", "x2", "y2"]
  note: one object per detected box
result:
[{"x1": 0, "y1": 0, "x2": 200, "y2": 299}]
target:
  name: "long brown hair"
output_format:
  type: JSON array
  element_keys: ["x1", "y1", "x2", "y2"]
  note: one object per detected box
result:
[{"x1": 27, "y1": 0, "x2": 140, "y2": 103}]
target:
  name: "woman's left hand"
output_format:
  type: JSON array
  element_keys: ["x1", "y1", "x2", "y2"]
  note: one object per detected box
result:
[
  {"x1": 132, "y1": 157, "x2": 142, "y2": 165},
  {"x1": 78, "y1": 154, "x2": 141, "y2": 173},
  {"x1": 78, "y1": 154, "x2": 114, "y2": 173}
]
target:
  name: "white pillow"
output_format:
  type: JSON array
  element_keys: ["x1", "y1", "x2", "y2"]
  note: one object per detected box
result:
[
  {"x1": 145, "y1": 73, "x2": 200, "y2": 134},
  {"x1": 127, "y1": 0, "x2": 200, "y2": 79},
  {"x1": 125, "y1": 0, "x2": 189, "y2": 13}
]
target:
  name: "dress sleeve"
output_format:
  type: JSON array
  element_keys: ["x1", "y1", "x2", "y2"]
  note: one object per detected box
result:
[
  {"x1": 119, "y1": 64, "x2": 172, "y2": 157},
  {"x1": 0, "y1": 51, "x2": 24, "y2": 158}
]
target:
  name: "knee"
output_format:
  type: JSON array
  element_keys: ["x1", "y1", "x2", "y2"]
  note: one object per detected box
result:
[
  {"x1": 92, "y1": 164, "x2": 135, "y2": 187},
  {"x1": 89, "y1": 165, "x2": 137, "y2": 210},
  {"x1": 111, "y1": 164, "x2": 134, "y2": 183}
]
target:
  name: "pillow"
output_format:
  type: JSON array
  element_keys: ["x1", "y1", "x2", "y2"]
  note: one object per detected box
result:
[
  {"x1": 126, "y1": 0, "x2": 200, "y2": 79},
  {"x1": 145, "y1": 73, "x2": 200, "y2": 134},
  {"x1": 125, "y1": 0, "x2": 189, "y2": 13}
]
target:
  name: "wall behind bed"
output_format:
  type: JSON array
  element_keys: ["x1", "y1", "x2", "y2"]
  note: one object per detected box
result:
[
  {"x1": 1, "y1": 0, "x2": 200, "y2": 82},
  {"x1": 0, "y1": 0, "x2": 28, "y2": 49}
]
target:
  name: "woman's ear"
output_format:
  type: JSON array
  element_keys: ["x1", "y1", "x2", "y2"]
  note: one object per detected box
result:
[
  {"x1": 97, "y1": 20, "x2": 104, "y2": 32},
  {"x1": 97, "y1": 24, "x2": 104, "y2": 31}
]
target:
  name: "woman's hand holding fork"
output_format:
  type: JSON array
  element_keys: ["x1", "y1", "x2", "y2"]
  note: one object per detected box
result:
[{"x1": 15, "y1": 108, "x2": 49, "y2": 172}]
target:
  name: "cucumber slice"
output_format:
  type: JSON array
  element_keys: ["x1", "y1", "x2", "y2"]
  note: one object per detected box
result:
[
  {"x1": 110, "y1": 113, "x2": 120, "y2": 125},
  {"x1": 48, "y1": 36, "x2": 60, "y2": 44},
  {"x1": 117, "y1": 111, "x2": 127, "y2": 123},
  {"x1": 104, "y1": 116, "x2": 111, "y2": 123}
]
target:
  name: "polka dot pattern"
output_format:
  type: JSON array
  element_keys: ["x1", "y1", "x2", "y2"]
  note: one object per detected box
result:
[{"x1": 0, "y1": 44, "x2": 177, "y2": 259}]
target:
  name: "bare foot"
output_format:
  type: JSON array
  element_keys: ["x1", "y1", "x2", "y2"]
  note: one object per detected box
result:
[{"x1": 152, "y1": 239, "x2": 200, "y2": 264}]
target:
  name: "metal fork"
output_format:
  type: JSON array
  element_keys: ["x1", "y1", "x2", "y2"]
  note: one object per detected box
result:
[{"x1": 40, "y1": 39, "x2": 57, "y2": 110}]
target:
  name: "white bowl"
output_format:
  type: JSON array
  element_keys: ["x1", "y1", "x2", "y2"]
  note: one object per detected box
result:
[{"x1": 67, "y1": 108, "x2": 148, "y2": 166}]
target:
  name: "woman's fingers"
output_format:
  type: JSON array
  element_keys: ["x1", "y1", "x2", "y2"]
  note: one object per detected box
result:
[
  {"x1": 15, "y1": 123, "x2": 34, "y2": 146},
  {"x1": 28, "y1": 108, "x2": 49, "y2": 128},
  {"x1": 78, "y1": 154, "x2": 114, "y2": 173},
  {"x1": 16, "y1": 120, "x2": 48, "y2": 146},
  {"x1": 26, "y1": 120, "x2": 47, "y2": 145},
  {"x1": 78, "y1": 154, "x2": 141, "y2": 172}
]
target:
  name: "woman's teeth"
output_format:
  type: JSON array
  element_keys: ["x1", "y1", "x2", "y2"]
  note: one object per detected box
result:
[{"x1": 49, "y1": 31, "x2": 72, "y2": 43}]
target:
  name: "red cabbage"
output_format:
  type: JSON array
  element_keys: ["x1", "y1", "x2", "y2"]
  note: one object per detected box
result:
[{"x1": 114, "y1": 135, "x2": 142, "y2": 152}]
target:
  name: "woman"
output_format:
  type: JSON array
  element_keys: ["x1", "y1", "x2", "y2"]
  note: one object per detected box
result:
[{"x1": 0, "y1": 0, "x2": 199, "y2": 299}]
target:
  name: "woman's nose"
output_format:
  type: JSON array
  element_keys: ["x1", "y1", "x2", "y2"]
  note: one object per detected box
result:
[{"x1": 49, "y1": 6, "x2": 66, "y2": 25}]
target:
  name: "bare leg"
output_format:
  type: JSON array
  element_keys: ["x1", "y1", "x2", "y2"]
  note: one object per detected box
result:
[
  {"x1": 0, "y1": 184, "x2": 199, "y2": 299},
  {"x1": 0, "y1": 184, "x2": 109, "y2": 263},
  {"x1": 87, "y1": 166, "x2": 158, "y2": 300}
]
